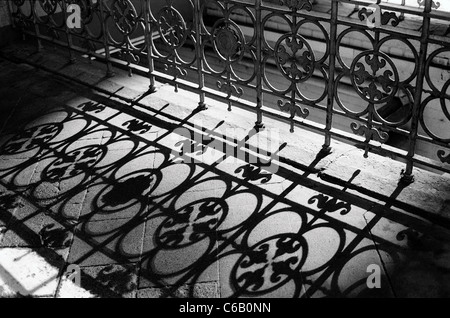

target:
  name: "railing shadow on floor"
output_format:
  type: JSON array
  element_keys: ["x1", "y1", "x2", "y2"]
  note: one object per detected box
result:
[{"x1": 1, "y1": 73, "x2": 449, "y2": 298}]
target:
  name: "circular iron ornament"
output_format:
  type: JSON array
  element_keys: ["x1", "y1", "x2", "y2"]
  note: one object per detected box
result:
[
  {"x1": 350, "y1": 50, "x2": 399, "y2": 104},
  {"x1": 112, "y1": 0, "x2": 138, "y2": 35},
  {"x1": 157, "y1": 7, "x2": 187, "y2": 49},
  {"x1": 156, "y1": 198, "x2": 227, "y2": 248},
  {"x1": 38, "y1": 0, "x2": 58, "y2": 15},
  {"x1": 440, "y1": 80, "x2": 450, "y2": 126},
  {"x1": 274, "y1": 33, "x2": 315, "y2": 82},
  {"x1": 419, "y1": 80, "x2": 450, "y2": 143},
  {"x1": 212, "y1": 20, "x2": 245, "y2": 61},
  {"x1": 377, "y1": 37, "x2": 419, "y2": 85},
  {"x1": 425, "y1": 48, "x2": 450, "y2": 94},
  {"x1": 232, "y1": 235, "x2": 307, "y2": 294}
]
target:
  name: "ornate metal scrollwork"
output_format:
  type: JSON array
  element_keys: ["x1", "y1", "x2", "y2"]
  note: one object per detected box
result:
[
  {"x1": 118, "y1": 48, "x2": 141, "y2": 67},
  {"x1": 38, "y1": 0, "x2": 58, "y2": 15},
  {"x1": 215, "y1": 26, "x2": 242, "y2": 60},
  {"x1": 358, "y1": 8, "x2": 403, "y2": 27},
  {"x1": 157, "y1": 6, "x2": 187, "y2": 49},
  {"x1": 162, "y1": 64, "x2": 186, "y2": 83},
  {"x1": 351, "y1": 51, "x2": 399, "y2": 104},
  {"x1": 278, "y1": 100, "x2": 309, "y2": 119},
  {"x1": 437, "y1": 150, "x2": 450, "y2": 164},
  {"x1": 112, "y1": 0, "x2": 138, "y2": 35},
  {"x1": 279, "y1": 0, "x2": 314, "y2": 11},
  {"x1": 278, "y1": 100, "x2": 310, "y2": 133},
  {"x1": 217, "y1": 80, "x2": 243, "y2": 98},
  {"x1": 152, "y1": 4, "x2": 189, "y2": 86},
  {"x1": 351, "y1": 122, "x2": 390, "y2": 157},
  {"x1": 421, "y1": 50, "x2": 450, "y2": 144},
  {"x1": 351, "y1": 122, "x2": 389, "y2": 143},
  {"x1": 212, "y1": 21, "x2": 245, "y2": 62},
  {"x1": 417, "y1": 0, "x2": 441, "y2": 10},
  {"x1": 275, "y1": 34, "x2": 315, "y2": 82},
  {"x1": 210, "y1": 19, "x2": 247, "y2": 103}
]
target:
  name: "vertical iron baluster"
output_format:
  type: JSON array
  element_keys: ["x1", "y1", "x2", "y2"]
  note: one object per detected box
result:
[
  {"x1": 290, "y1": 7, "x2": 297, "y2": 133},
  {"x1": 223, "y1": 0, "x2": 230, "y2": 111},
  {"x1": 99, "y1": 0, "x2": 114, "y2": 77},
  {"x1": 32, "y1": 0, "x2": 43, "y2": 51},
  {"x1": 144, "y1": 0, "x2": 156, "y2": 92},
  {"x1": 61, "y1": 0, "x2": 76, "y2": 64},
  {"x1": 401, "y1": 0, "x2": 432, "y2": 184},
  {"x1": 194, "y1": 0, "x2": 206, "y2": 110},
  {"x1": 255, "y1": 0, "x2": 264, "y2": 130},
  {"x1": 322, "y1": 0, "x2": 338, "y2": 155},
  {"x1": 366, "y1": 4, "x2": 382, "y2": 159}
]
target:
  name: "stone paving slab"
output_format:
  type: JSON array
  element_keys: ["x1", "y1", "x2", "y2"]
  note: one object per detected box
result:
[
  {"x1": 0, "y1": 248, "x2": 65, "y2": 298},
  {"x1": 137, "y1": 282, "x2": 220, "y2": 299},
  {"x1": 0, "y1": 43, "x2": 449, "y2": 298}
]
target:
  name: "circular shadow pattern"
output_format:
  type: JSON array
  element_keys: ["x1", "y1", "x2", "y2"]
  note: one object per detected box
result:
[
  {"x1": 156, "y1": 198, "x2": 227, "y2": 248},
  {"x1": 232, "y1": 234, "x2": 307, "y2": 295},
  {"x1": 0, "y1": 123, "x2": 62, "y2": 155},
  {"x1": 42, "y1": 145, "x2": 105, "y2": 182}
]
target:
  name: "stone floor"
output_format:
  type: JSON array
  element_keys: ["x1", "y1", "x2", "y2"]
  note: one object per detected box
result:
[{"x1": 0, "y1": 42, "x2": 449, "y2": 298}]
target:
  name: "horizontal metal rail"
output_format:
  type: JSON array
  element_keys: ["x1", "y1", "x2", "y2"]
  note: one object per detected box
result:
[{"x1": 8, "y1": 0, "x2": 450, "y2": 181}]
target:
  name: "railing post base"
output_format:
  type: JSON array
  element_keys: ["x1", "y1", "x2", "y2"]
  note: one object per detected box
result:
[
  {"x1": 106, "y1": 70, "x2": 115, "y2": 78},
  {"x1": 320, "y1": 145, "x2": 333, "y2": 156},
  {"x1": 400, "y1": 171, "x2": 415, "y2": 185},
  {"x1": 197, "y1": 102, "x2": 208, "y2": 111},
  {"x1": 146, "y1": 85, "x2": 156, "y2": 94},
  {"x1": 254, "y1": 122, "x2": 265, "y2": 132}
]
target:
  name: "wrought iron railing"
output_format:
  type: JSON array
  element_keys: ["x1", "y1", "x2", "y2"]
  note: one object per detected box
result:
[{"x1": 7, "y1": 0, "x2": 450, "y2": 182}]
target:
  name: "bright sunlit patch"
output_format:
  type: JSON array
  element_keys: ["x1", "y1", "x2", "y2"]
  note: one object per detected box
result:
[
  {"x1": 0, "y1": 248, "x2": 95, "y2": 298},
  {"x1": 0, "y1": 248, "x2": 61, "y2": 297}
]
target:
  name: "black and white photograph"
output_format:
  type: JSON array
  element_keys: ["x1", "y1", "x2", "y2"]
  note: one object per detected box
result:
[{"x1": 0, "y1": 0, "x2": 448, "y2": 301}]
